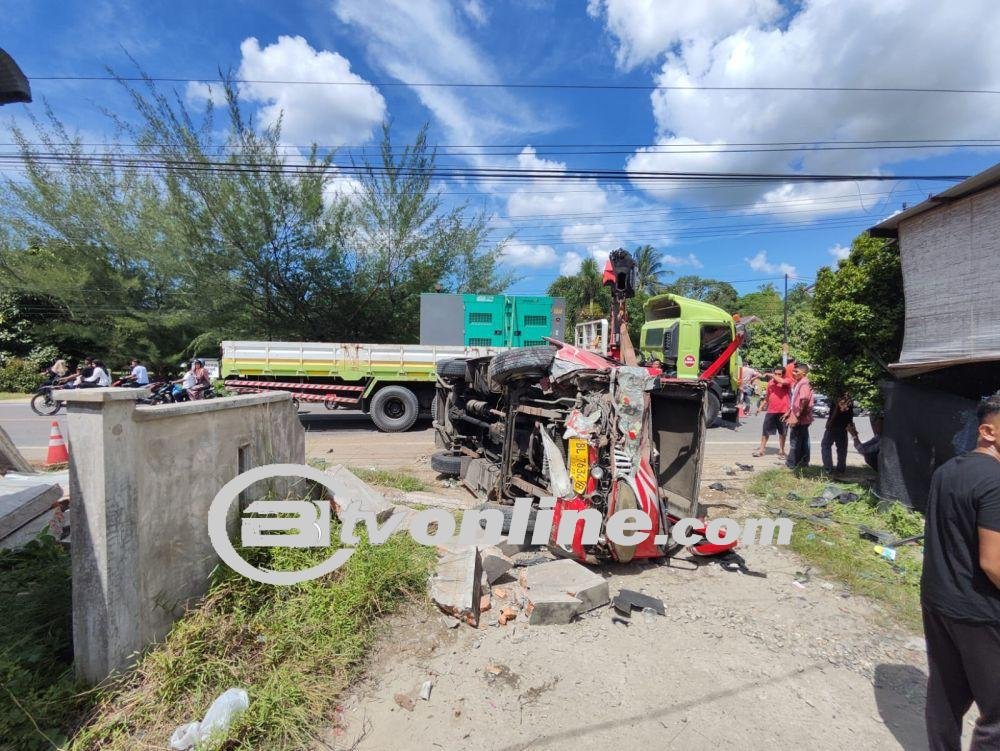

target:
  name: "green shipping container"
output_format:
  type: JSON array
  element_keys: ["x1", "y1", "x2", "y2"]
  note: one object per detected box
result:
[{"x1": 461, "y1": 294, "x2": 563, "y2": 347}]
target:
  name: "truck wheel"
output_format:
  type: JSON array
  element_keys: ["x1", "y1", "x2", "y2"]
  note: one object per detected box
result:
[
  {"x1": 436, "y1": 359, "x2": 467, "y2": 379},
  {"x1": 430, "y1": 450, "x2": 470, "y2": 476},
  {"x1": 705, "y1": 391, "x2": 722, "y2": 426},
  {"x1": 477, "y1": 502, "x2": 537, "y2": 536},
  {"x1": 433, "y1": 392, "x2": 448, "y2": 448},
  {"x1": 488, "y1": 346, "x2": 556, "y2": 387},
  {"x1": 370, "y1": 385, "x2": 419, "y2": 432}
]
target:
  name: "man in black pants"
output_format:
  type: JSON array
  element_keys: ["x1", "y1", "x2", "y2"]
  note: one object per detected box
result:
[{"x1": 921, "y1": 393, "x2": 1000, "y2": 750}]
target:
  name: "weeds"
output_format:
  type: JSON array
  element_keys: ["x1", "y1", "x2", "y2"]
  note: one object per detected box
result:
[
  {"x1": 69, "y1": 526, "x2": 434, "y2": 750},
  {"x1": 749, "y1": 468, "x2": 925, "y2": 631}
]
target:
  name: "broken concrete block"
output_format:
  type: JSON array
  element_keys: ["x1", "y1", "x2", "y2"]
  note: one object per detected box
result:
[
  {"x1": 527, "y1": 592, "x2": 582, "y2": 625},
  {"x1": 322, "y1": 465, "x2": 394, "y2": 523},
  {"x1": 429, "y1": 546, "x2": 482, "y2": 626},
  {"x1": 496, "y1": 535, "x2": 532, "y2": 557},
  {"x1": 480, "y1": 545, "x2": 514, "y2": 584},
  {"x1": 524, "y1": 558, "x2": 610, "y2": 621}
]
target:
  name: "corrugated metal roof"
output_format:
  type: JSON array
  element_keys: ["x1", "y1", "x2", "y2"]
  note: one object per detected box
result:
[{"x1": 869, "y1": 160, "x2": 1000, "y2": 236}]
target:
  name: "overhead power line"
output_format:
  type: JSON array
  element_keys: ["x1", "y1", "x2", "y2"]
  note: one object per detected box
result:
[
  {"x1": 29, "y1": 75, "x2": 1000, "y2": 96},
  {"x1": 0, "y1": 152, "x2": 969, "y2": 182}
]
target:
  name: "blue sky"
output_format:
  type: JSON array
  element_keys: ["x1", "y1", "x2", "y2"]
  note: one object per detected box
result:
[{"x1": 5, "y1": 0, "x2": 1000, "y2": 297}]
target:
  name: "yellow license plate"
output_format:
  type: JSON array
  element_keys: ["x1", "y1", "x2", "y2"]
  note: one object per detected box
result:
[{"x1": 568, "y1": 438, "x2": 589, "y2": 494}]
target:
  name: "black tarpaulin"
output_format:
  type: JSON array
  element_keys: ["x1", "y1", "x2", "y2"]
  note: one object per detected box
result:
[
  {"x1": 0, "y1": 48, "x2": 31, "y2": 105},
  {"x1": 878, "y1": 380, "x2": 979, "y2": 511}
]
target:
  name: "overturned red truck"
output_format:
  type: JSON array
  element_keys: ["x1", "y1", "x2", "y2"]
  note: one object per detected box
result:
[{"x1": 431, "y1": 248, "x2": 744, "y2": 565}]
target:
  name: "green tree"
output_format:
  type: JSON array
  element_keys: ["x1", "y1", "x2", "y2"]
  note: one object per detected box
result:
[
  {"x1": 664, "y1": 275, "x2": 739, "y2": 311},
  {"x1": 0, "y1": 74, "x2": 513, "y2": 368},
  {"x1": 741, "y1": 309, "x2": 814, "y2": 370},
  {"x1": 633, "y1": 244, "x2": 670, "y2": 294},
  {"x1": 547, "y1": 258, "x2": 648, "y2": 347},
  {"x1": 343, "y1": 124, "x2": 515, "y2": 342},
  {"x1": 736, "y1": 283, "x2": 783, "y2": 320},
  {"x1": 809, "y1": 233, "x2": 904, "y2": 409}
]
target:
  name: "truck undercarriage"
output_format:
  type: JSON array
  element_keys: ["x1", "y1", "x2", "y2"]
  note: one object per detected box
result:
[{"x1": 432, "y1": 249, "x2": 738, "y2": 565}]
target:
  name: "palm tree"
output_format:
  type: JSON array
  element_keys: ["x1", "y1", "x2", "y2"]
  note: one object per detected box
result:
[{"x1": 633, "y1": 244, "x2": 671, "y2": 294}]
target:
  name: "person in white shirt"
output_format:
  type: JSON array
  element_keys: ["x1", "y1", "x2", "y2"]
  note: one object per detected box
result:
[
  {"x1": 125, "y1": 358, "x2": 150, "y2": 387},
  {"x1": 85, "y1": 359, "x2": 111, "y2": 387}
]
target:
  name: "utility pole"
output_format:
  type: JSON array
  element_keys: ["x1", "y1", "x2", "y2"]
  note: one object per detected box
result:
[{"x1": 782, "y1": 273, "x2": 789, "y2": 366}]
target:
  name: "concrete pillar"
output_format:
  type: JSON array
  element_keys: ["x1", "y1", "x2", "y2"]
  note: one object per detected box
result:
[{"x1": 55, "y1": 388, "x2": 143, "y2": 684}]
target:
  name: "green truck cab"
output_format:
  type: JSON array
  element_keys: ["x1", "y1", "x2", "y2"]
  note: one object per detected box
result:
[{"x1": 639, "y1": 293, "x2": 742, "y2": 423}]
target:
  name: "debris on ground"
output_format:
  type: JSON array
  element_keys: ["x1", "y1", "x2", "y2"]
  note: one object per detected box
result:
[
  {"x1": 611, "y1": 588, "x2": 665, "y2": 616},
  {"x1": 723, "y1": 465, "x2": 737, "y2": 476},
  {"x1": 484, "y1": 663, "x2": 520, "y2": 688},
  {"x1": 169, "y1": 688, "x2": 249, "y2": 750},
  {"x1": 480, "y1": 545, "x2": 514, "y2": 584},
  {"x1": 419, "y1": 681, "x2": 433, "y2": 701},
  {"x1": 708, "y1": 482, "x2": 726, "y2": 491},
  {"x1": 429, "y1": 546, "x2": 482, "y2": 626},
  {"x1": 498, "y1": 606, "x2": 518, "y2": 625},
  {"x1": 394, "y1": 693, "x2": 415, "y2": 712},
  {"x1": 714, "y1": 551, "x2": 767, "y2": 578},
  {"x1": 874, "y1": 545, "x2": 898, "y2": 561},
  {"x1": 522, "y1": 559, "x2": 610, "y2": 625},
  {"x1": 735, "y1": 462, "x2": 754, "y2": 471},
  {"x1": 858, "y1": 525, "x2": 895, "y2": 546},
  {"x1": 322, "y1": 464, "x2": 394, "y2": 523}
]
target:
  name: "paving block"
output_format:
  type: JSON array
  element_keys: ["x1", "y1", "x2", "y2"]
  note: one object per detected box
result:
[
  {"x1": 480, "y1": 545, "x2": 514, "y2": 584},
  {"x1": 322, "y1": 465, "x2": 394, "y2": 523},
  {"x1": 524, "y1": 558, "x2": 610, "y2": 615},
  {"x1": 528, "y1": 592, "x2": 582, "y2": 625},
  {"x1": 428, "y1": 546, "x2": 482, "y2": 626}
]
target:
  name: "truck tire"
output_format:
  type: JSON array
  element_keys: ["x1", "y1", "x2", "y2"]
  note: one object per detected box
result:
[
  {"x1": 436, "y1": 359, "x2": 467, "y2": 379},
  {"x1": 705, "y1": 391, "x2": 722, "y2": 426},
  {"x1": 488, "y1": 346, "x2": 556, "y2": 387},
  {"x1": 477, "y1": 501, "x2": 537, "y2": 536},
  {"x1": 370, "y1": 385, "x2": 420, "y2": 432},
  {"x1": 433, "y1": 392, "x2": 448, "y2": 448},
  {"x1": 430, "y1": 450, "x2": 470, "y2": 476}
]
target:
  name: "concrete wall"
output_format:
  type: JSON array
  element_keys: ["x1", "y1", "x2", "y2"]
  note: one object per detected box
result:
[{"x1": 56, "y1": 388, "x2": 304, "y2": 684}]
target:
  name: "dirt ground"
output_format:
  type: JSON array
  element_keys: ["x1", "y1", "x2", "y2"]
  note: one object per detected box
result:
[{"x1": 304, "y1": 419, "x2": 970, "y2": 751}]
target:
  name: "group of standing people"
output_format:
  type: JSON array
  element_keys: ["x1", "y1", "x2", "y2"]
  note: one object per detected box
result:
[{"x1": 749, "y1": 358, "x2": 879, "y2": 473}]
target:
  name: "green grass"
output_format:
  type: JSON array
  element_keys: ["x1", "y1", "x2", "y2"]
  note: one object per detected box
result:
[
  {"x1": 0, "y1": 392, "x2": 29, "y2": 400},
  {"x1": 0, "y1": 534, "x2": 80, "y2": 751},
  {"x1": 748, "y1": 468, "x2": 925, "y2": 631},
  {"x1": 348, "y1": 467, "x2": 428, "y2": 492},
  {"x1": 306, "y1": 458, "x2": 428, "y2": 493},
  {"x1": 68, "y1": 527, "x2": 435, "y2": 750}
]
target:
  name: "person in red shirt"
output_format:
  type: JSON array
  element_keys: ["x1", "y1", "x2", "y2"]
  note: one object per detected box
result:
[
  {"x1": 753, "y1": 364, "x2": 791, "y2": 458},
  {"x1": 784, "y1": 362, "x2": 815, "y2": 469}
]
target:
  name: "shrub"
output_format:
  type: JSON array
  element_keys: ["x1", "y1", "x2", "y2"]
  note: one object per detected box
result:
[{"x1": 0, "y1": 358, "x2": 44, "y2": 393}]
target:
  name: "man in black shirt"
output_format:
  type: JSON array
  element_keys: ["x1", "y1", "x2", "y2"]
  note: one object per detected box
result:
[{"x1": 920, "y1": 393, "x2": 1000, "y2": 750}]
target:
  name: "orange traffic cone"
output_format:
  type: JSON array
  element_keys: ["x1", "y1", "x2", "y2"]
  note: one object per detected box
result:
[{"x1": 46, "y1": 421, "x2": 69, "y2": 466}]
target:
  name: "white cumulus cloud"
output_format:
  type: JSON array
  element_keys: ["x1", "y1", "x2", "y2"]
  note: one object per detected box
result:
[
  {"x1": 605, "y1": 0, "x2": 1000, "y2": 212},
  {"x1": 185, "y1": 81, "x2": 228, "y2": 107},
  {"x1": 828, "y1": 244, "x2": 851, "y2": 261},
  {"x1": 559, "y1": 251, "x2": 585, "y2": 275},
  {"x1": 663, "y1": 252, "x2": 703, "y2": 269},
  {"x1": 745, "y1": 250, "x2": 796, "y2": 277},
  {"x1": 588, "y1": 0, "x2": 780, "y2": 69},
  {"x1": 501, "y1": 240, "x2": 558, "y2": 268},
  {"x1": 236, "y1": 35, "x2": 386, "y2": 146}
]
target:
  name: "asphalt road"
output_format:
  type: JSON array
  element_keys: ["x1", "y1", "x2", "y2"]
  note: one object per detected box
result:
[{"x1": 3, "y1": 397, "x2": 874, "y2": 464}]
